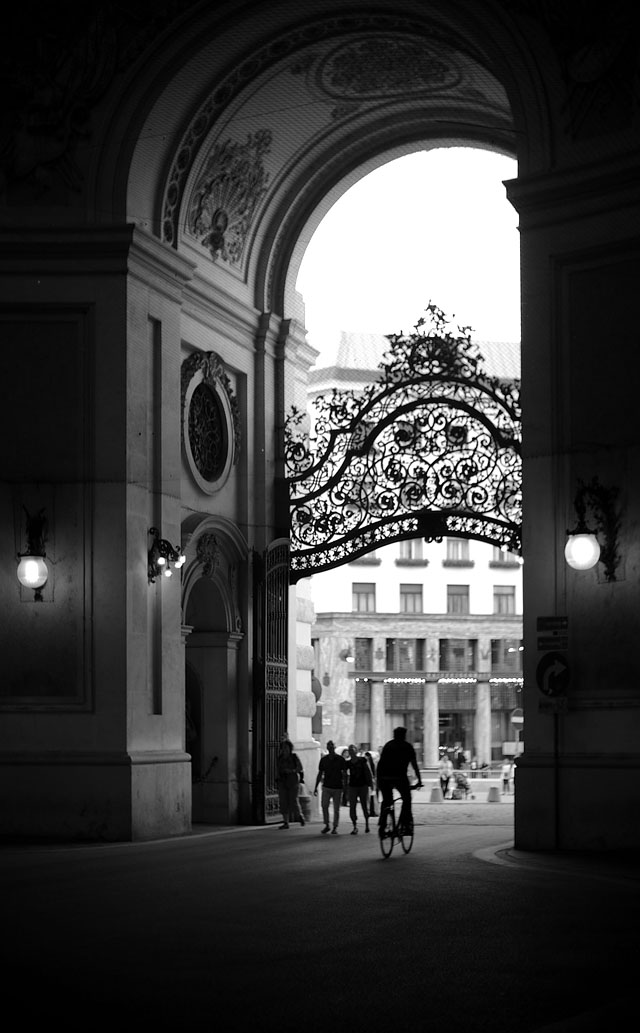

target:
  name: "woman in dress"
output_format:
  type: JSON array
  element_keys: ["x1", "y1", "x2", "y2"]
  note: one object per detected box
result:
[{"x1": 276, "y1": 740, "x2": 305, "y2": 829}]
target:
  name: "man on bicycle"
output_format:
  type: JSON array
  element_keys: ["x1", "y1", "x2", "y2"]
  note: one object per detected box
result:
[{"x1": 376, "y1": 727, "x2": 423, "y2": 834}]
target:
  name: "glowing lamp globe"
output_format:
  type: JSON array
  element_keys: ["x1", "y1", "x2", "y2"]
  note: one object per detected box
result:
[
  {"x1": 564, "y1": 533, "x2": 600, "y2": 571},
  {"x1": 17, "y1": 555, "x2": 48, "y2": 589}
]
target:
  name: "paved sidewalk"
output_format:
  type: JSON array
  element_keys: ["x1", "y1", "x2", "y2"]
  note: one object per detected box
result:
[{"x1": 4, "y1": 812, "x2": 638, "y2": 1032}]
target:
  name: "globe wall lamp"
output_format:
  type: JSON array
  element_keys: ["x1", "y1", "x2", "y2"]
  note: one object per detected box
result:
[
  {"x1": 339, "y1": 646, "x2": 354, "y2": 662},
  {"x1": 16, "y1": 506, "x2": 49, "y2": 601},
  {"x1": 565, "y1": 478, "x2": 620, "y2": 581},
  {"x1": 148, "y1": 527, "x2": 186, "y2": 583}
]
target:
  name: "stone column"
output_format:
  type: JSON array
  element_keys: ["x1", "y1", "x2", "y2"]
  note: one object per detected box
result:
[
  {"x1": 475, "y1": 681, "x2": 492, "y2": 771},
  {"x1": 370, "y1": 636, "x2": 387, "y2": 752},
  {"x1": 370, "y1": 684, "x2": 386, "y2": 755},
  {"x1": 475, "y1": 634, "x2": 493, "y2": 768},
  {"x1": 424, "y1": 635, "x2": 441, "y2": 769},
  {"x1": 423, "y1": 681, "x2": 439, "y2": 769}
]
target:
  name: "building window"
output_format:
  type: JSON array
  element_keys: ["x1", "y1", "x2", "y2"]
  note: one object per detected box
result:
[
  {"x1": 490, "y1": 681, "x2": 522, "y2": 709},
  {"x1": 384, "y1": 683, "x2": 424, "y2": 709},
  {"x1": 447, "y1": 538, "x2": 468, "y2": 561},
  {"x1": 491, "y1": 638, "x2": 523, "y2": 673},
  {"x1": 355, "y1": 681, "x2": 371, "y2": 712},
  {"x1": 350, "y1": 550, "x2": 381, "y2": 566},
  {"x1": 440, "y1": 638, "x2": 477, "y2": 672},
  {"x1": 396, "y1": 538, "x2": 428, "y2": 567},
  {"x1": 490, "y1": 546, "x2": 521, "y2": 567},
  {"x1": 400, "y1": 583, "x2": 423, "y2": 613},
  {"x1": 443, "y1": 538, "x2": 474, "y2": 567},
  {"x1": 493, "y1": 585, "x2": 516, "y2": 614},
  {"x1": 352, "y1": 582, "x2": 376, "y2": 612},
  {"x1": 447, "y1": 584, "x2": 469, "y2": 614},
  {"x1": 354, "y1": 638, "x2": 373, "y2": 670},
  {"x1": 386, "y1": 639, "x2": 425, "y2": 671}
]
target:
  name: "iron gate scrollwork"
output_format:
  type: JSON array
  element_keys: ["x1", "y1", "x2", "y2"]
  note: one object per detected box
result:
[
  {"x1": 285, "y1": 305, "x2": 521, "y2": 581},
  {"x1": 254, "y1": 539, "x2": 289, "y2": 823}
]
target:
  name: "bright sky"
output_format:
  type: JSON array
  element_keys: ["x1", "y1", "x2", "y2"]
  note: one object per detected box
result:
[{"x1": 296, "y1": 148, "x2": 520, "y2": 367}]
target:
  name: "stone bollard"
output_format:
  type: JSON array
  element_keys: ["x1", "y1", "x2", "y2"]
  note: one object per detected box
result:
[
  {"x1": 430, "y1": 786, "x2": 444, "y2": 803},
  {"x1": 487, "y1": 786, "x2": 500, "y2": 803}
]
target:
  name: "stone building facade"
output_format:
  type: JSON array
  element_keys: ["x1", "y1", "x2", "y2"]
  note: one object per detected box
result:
[
  {"x1": 311, "y1": 541, "x2": 524, "y2": 768},
  {"x1": 1, "y1": 1, "x2": 639, "y2": 851}
]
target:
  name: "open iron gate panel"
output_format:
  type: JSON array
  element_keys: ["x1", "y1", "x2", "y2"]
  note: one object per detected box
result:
[{"x1": 254, "y1": 539, "x2": 289, "y2": 824}]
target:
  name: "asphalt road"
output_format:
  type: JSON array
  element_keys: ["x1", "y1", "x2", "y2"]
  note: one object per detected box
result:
[{"x1": 3, "y1": 801, "x2": 638, "y2": 1032}]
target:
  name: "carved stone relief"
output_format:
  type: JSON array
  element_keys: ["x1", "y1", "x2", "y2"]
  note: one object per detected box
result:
[
  {"x1": 196, "y1": 532, "x2": 220, "y2": 577},
  {"x1": 159, "y1": 13, "x2": 468, "y2": 249},
  {"x1": 291, "y1": 35, "x2": 463, "y2": 120},
  {"x1": 499, "y1": 0, "x2": 639, "y2": 139},
  {"x1": 186, "y1": 130, "x2": 272, "y2": 263}
]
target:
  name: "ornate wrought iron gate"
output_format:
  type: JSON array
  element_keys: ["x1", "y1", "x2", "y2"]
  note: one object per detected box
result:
[
  {"x1": 254, "y1": 538, "x2": 289, "y2": 823},
  {"x1": 285, "y1": 305, "x2": 521, "y2": 581}
]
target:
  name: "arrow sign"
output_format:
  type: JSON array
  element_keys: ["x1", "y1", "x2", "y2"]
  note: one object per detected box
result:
[{"x1": 536, "y1": 651, "x2": 570, "y2": 697}]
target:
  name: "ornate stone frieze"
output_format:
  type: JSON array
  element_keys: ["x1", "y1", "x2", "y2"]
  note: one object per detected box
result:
[
  {"x1": 160, "y1": 12, "x2": 461, "y2": 248},
  {"x1": 186, "y1": 130, "x2": 272, "y2": 263},
  {"x1": 499, "y1": 0, "x2": 639, "y2": 139},
  {"x1": 196, "y1": 532, "x2": 220, "y2": 577},
  {"x1": 1, "y1": 2, "x2": 191, "y2": 198}
]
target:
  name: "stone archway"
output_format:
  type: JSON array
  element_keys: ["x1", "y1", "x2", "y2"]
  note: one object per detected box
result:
[{"x1": 119, "y1": 5, "x2": 534, "y2": 836}]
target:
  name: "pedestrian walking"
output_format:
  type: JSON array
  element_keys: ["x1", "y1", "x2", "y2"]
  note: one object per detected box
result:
[
  {"x1": 364, "y1": 750, "x2": 378, "y2": 816},
  {"x1": 340, "y1": 749, "x2": 350, "y2": 806},
  {"x1": 314, "y1": 741, "x2": 348, "y2": 834},
  {"x1": 501, "y1": 759, "x2": 511, "y2": 795},
  {"x1": 276, "y1": 739, "x2": 305, "y2": 829},
  {"x1": 346, "y1": 744, "x2": 372, "y2": 834},
  {"x1": 439, "y1": 753, "x2": 453, "y2": 799}
]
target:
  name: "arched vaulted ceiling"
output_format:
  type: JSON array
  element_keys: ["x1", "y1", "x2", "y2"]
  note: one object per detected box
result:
[
  {"x1": 163, "y1": 26, "x2": 514, "y2": 312},
  {"x1": 122, "y1": 3, "x2": 545, "y2": 320}
]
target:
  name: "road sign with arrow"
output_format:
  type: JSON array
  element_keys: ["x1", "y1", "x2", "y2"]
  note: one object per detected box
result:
[{"x1": 535, "y1": 651, "x2": 570, "y2": 697}]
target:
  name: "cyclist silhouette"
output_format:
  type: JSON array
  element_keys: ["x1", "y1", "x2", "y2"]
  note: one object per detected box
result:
[{"x1": 376, "y1": 727, "x2": 422, "y2": 833}]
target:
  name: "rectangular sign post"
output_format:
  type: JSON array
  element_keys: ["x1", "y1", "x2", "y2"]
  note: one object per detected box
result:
[{"x1": 536, "y1": 616, "x2": 568, "y2": 651}]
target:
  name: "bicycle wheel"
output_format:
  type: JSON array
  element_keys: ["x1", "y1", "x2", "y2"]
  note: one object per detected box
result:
[
  {"x1": 378, "y1": 807, "x2": 395, "y2": 858},
  {"x1": 399, "y1": 818, "x2": 414, "y2": 854}
]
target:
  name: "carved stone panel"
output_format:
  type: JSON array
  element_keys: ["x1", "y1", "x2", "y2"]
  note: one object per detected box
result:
[
  {"x1": 181, "y1": 351, "x2": 240, "y2": 494},
  {"x1": 186, "y1": 130, "x2": 272, "y2": 264}
]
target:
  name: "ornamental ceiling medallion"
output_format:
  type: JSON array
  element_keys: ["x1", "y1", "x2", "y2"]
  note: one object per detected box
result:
[
  {"x1": 181, "y1": 351, "x2": 240, "y2": 494},
  {"x1": 285, "y1": 304, "x2": 522, "y2": 582},
  {"x1": 292, "y1": 35, "x2": 462, "y2": 119},
  {"x1": 186, "y1": 130, "x2": 272, "y2": 263}
]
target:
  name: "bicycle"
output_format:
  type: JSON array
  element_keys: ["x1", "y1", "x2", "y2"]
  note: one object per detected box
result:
[{"x1": 378, "y1": 783, "x2": 421, "y2": 858}]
